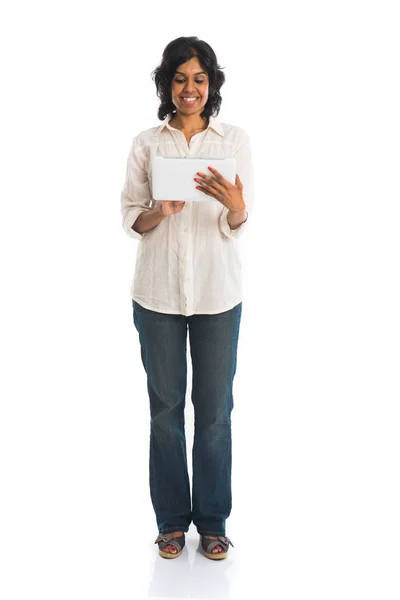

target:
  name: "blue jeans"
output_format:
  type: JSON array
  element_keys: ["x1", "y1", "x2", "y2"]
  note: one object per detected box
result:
[{"x1": 132, "y1": 299, "x2": 242, "y2": 537}]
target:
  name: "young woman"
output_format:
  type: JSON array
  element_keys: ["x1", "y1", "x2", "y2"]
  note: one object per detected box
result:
[{"x1": 120, "y1": 36, "x2": 254, "y2": 560}]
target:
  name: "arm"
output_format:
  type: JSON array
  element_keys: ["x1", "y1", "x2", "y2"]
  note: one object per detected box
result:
[
  {"x1": 120, "y1": 135, "x2": 163, "y2": 240},
  {"x1": 227, "y1": 208, "x2": 248, "y2": 230},
  {"x1": 132, "y1": 205, "x2": 166, "y2": 234},
  {"x1": 219, "y1": 131, "x2": 255, "y2": 239}
]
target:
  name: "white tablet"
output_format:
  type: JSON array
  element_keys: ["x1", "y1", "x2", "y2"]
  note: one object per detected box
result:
[{"x1": 151, "y1": 156, "x2": 236, "y2": 201}]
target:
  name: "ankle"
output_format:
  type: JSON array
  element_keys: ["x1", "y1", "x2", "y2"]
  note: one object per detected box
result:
[{"x1": 168, "y1": 531, "x2": 183, "y2": 538}]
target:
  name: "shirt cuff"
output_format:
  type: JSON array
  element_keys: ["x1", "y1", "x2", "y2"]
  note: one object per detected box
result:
[
  {"x1": 123, "y1": 209, "x2": 149, "y2": 241},
  {"x1": 219, "y1": 207, "x2": 248, "y2": 239}
]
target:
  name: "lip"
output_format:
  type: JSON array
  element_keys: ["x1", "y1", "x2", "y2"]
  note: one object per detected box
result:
[{"x1": 181, "y1": 97, "x2": 199, "y2": 104}]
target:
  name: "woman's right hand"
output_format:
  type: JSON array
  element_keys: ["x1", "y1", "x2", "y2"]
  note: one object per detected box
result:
[{"x1": 160, "y1": 200, "x2": 186, "y2": 216}]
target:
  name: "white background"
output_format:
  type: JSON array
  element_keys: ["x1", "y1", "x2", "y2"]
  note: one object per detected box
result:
[{"x1": 1, "y1": 1, "x2": 399, "y2": 599}]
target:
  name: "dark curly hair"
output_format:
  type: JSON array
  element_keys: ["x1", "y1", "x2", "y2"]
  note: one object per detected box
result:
[{"x1": 151, "y1": 36, "x2": 226, "y2": 121}]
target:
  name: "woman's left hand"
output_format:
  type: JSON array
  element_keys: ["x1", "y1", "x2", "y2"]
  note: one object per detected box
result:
[{"x1": 194, "y1": 166, "x2": 246, "y2": 213}]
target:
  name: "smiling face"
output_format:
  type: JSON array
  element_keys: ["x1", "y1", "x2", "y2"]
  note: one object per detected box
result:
[{"x1": 170, "y1": 56, "x2": 209, "y2": 118}]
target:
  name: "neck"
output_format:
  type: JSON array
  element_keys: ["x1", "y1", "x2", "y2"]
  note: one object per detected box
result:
[{"x1": 169, "y1": 112, "x2": 209, "y2": 132}]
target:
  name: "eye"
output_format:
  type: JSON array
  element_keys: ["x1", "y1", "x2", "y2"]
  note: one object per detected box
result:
[{"x1": 176, "y1": 79, "x2": 204, "y2": 84}]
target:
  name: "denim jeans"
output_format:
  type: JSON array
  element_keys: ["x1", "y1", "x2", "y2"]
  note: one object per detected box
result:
[{"x1": 132, "y1": 299, "x2": 242, "y2": 537}]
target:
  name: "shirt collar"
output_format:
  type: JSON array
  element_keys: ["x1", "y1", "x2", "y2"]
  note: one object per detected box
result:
[{"x1": 154, "y1": 112, "x2": 224, "y2": 137}]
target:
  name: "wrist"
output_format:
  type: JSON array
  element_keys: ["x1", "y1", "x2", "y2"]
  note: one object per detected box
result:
[
  {"x1": 227, "y1": 206, "x2": 248, "y2": 230},
  {"x1": 228, "y1": 206, "x2": 247, "y2": 218},
  {"x1": 229, "y1": 202, "x2": 246, "y2": 215},
  {"x1": 156, "y1": 205, "x2": 166, "y2": 218},
  {"x1": 229, "y1": 208, "x2": 246, "y2": 216}
]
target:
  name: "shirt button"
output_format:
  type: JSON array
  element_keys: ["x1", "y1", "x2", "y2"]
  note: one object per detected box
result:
[{"x1": 184, "y1": 228, "x2": 188, "y2": 232}]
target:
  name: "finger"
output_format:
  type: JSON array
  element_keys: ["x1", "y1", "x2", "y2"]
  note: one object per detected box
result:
[
  {"x1": 196, "y1": 172, "x2": 215, "y2": 185},
  {"x1": 197, "y1": 170, "x2": 223, "y2": 188},
  {"x1": 208, "y1": 165, "x2": 222, "y2": 178},
  {"x1": 208, "y1": 166, "x2": 229, "y2": 187},
  {"x1": 196, "y1": 185, "x2": 219, "y2": 200},
  {"x1": 196, "y1": 181, "x2": 217, "y2": 196},
  {"x1": 235, "y1": 173, "x2": 243, "y2": 189},
  {"x1": 196, "y1": 176, "x2": 221, "y2": 193}
]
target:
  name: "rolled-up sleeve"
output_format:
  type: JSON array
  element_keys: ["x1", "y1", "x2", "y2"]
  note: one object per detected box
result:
[
  {"x1": 219, "y1": 131, "x2": 255, "y2": 240},
  {"x1": 120, "y1": 135, "x2": 153, "y2": 241}
]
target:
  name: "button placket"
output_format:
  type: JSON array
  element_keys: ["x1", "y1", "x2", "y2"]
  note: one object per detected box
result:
[
  {"x1": 184, "y1": 232, "x2": 194, "y2": 315},
  {"x1": 167, "y1": 125, "x2": 210, "y2": 315}
]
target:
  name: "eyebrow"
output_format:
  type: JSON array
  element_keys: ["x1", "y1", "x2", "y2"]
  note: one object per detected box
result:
[{"x1": 175, "y1": 71, "x2": 207, "y2": 76}]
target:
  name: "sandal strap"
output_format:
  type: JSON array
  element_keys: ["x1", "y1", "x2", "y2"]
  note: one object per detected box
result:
[
  {"x1": 203, "y1": 535, "x2": 234, "y2": 554},
  {"x1": 154, "y1": 533, "x2": 185, "y2": 552}
]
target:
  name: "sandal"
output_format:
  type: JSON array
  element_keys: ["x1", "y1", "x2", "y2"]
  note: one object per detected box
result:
[
  {"x1": 154, "y1": 532, "x2": 186, "y2": 559},
  {"x1": 198, "y1": 534, "x2": 234, "y2": 560}
]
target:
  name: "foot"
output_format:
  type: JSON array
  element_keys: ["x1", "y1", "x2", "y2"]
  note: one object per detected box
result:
[
  {"x1": 203, "y1": 535, "x2": 224, "y2": 554},
  {"x1": 163, "y1": 531, "x2": 184, "y2": 554}
]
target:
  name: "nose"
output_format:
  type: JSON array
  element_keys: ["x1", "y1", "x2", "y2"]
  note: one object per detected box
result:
[{"x1": 184, "y1": 82, "x2": 197, "y2": 94}]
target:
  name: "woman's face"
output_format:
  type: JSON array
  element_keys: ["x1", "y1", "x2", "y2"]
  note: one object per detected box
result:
[{"x1": 170, "y1": 56, "x2": 209, "y2": 118}]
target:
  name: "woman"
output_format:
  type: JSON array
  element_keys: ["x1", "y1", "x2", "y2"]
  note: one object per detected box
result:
[{"x1": 120, "y1": 36, "x2": 254, "y2": 560}]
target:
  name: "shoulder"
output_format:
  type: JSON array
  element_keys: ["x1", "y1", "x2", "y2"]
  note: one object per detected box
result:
[
  {"x1": 217, "y1": 120, "x2": 251, "y2": 144},
  {"x1": 129, "y1": 125, "x2": 160, "y2": 151}
]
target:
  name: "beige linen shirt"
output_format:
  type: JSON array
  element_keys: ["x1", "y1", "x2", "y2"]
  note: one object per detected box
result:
[{"x1": 120, "y1": 112, "x2": 255, "y2": 316}]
